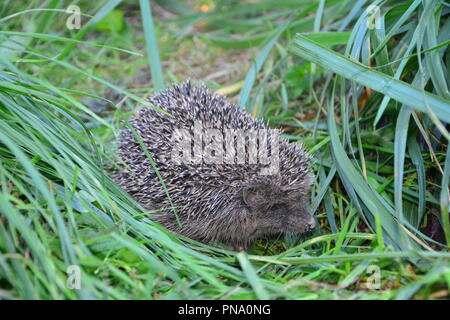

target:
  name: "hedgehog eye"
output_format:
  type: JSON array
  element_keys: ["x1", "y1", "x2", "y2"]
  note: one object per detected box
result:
[{"x1": 270, "y1": 203, "x2": 283, "y2": 211}]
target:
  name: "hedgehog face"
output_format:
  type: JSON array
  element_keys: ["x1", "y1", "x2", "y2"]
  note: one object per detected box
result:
[{"x1": 242, "y1": 180, "x2": 316, "y2": 235}]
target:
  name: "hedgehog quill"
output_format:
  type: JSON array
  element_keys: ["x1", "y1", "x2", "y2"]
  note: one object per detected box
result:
[{"x1": 114, "y1": 81, "x2": 315, "y2": 251}]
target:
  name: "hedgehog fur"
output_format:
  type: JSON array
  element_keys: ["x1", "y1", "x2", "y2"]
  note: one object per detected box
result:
[{"x1": 114, "y1": 81, "x2": 315, "y2": 250}]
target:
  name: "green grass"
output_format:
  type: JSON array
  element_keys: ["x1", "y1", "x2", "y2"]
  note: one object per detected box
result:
[{"x1": 0, "y1": 0, "x2": 449, "y2": 300}]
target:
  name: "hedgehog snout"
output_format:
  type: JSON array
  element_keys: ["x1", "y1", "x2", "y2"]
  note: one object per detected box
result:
[
  {"x1": 285, "y1": 204, "x2": 316, "y2": 233},
  {"x1": 294, "y1": 215, "x2": 315, "y2": 233},
  {"x1": 305, "y1": 215, "x2": 316, "y2": 231},
  {"x1": 298, "y1": 207, "x2": 316, "y2": 232}
]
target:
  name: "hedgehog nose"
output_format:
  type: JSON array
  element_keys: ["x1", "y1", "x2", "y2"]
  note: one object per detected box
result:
[{"x1": 306, "y1": 216, "x2": 316, "y2": 230}]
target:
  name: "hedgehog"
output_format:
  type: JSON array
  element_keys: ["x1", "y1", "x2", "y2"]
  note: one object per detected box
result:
[{"x1": 113, "y1": 81, "x2": 315, "y2": 251}]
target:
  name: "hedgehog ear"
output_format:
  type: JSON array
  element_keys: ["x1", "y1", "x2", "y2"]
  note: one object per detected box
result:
[{"x1": 242, "y1": 186, "x2": 268, "y2": 209}]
